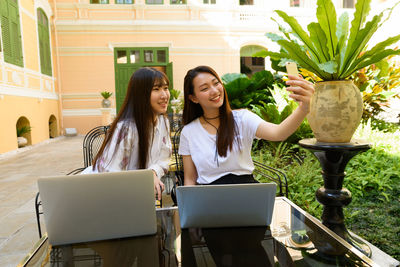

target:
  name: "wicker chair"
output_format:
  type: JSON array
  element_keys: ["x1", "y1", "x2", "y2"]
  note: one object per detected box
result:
[{"x1": 170, "y1": 126, "x2": 289, "y2": 206}]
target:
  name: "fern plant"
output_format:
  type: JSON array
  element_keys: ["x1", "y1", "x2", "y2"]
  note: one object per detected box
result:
[{"x1": 257, "y1": 0, "x2": 400, "y2": 81}]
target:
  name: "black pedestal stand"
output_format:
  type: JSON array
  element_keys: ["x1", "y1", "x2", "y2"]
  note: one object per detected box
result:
[{"x1": 299, "y1": 138, "x2": 372, "y2": 257}]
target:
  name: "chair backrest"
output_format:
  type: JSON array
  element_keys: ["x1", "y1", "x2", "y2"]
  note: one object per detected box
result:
[
  {"x1": 172, "y1": 126, "x2": 184, "y2": 186},
  {"x1": 83, "y1": 125, "x2": 110, "y2": 168},
  {"x1": 168, "y1": 113, "x2": 183, "y2": 133}
]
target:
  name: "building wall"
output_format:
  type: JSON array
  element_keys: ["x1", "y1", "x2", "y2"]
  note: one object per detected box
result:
[
  {"x1": 1, "y1": 0, "x2": 369, "y2": 152},
  {"x1": 0, "y1": 0, "x2": 60, "y2": 153},
  {"x1": 54, "y1": 0, "x2": 280, "y2": 134}
]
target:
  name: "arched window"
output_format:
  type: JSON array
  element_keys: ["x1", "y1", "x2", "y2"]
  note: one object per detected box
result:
[
  {"x1": 0, "y1": 0, "x2": 23, "y2": 67},
  {"x1": 240, "y1": 45, "x2": 267, "y2": 76},
  {"x1": 37, "y1": 8, "x2": 52, "y2": 76}
]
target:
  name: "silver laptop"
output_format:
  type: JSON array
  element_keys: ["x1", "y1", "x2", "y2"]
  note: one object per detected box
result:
[
  {"x1": 176, "y1": 183, "x2": 276, "y2": 228},
  {"x1": 37, "y1": 169, "x2": 157, "y2": 245}
]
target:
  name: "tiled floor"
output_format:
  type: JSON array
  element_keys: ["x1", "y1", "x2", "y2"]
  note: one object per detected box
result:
[{"x1": 0, "y1": 136, "x2": 83, "y2": 266}]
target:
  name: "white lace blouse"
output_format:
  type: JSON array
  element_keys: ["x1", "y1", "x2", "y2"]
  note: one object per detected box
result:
[{"x1": 82, "y1": 115, "x2": 172, "y2": 179}]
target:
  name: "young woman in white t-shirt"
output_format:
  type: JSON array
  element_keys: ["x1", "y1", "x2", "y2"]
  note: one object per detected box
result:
[
  {"x1": 83, "y1": 67, "x2": 172, "y2": 200},
  {"x1": 179, "y1": 65, "x2": 314, "y2": 185}
]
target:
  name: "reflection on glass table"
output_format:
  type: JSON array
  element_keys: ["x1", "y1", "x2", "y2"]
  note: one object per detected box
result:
[{"x1": 20, "y1": 198, "x2": 398, "y2": 267}]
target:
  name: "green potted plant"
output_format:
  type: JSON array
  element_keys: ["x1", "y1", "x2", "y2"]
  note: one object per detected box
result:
[
  {"x1": 100, "y1": 91, "x2": 113, "y2": 108},
  {"x1": 258, "y1": 0, "x2": 400, "y2": 142},
  {"x1": 16, "y1": 125, "x2": 31, "y2": 147}
]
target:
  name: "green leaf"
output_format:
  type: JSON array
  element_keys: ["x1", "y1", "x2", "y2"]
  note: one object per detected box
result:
[
  {"x1": 336, "y1": 12, "x2": 350, "y2": 68},
  {"x1": 271, "y1": 17, "x2": 292, "y2": 40},
  {"x1": 317, "y1": 61, "x2": 338, "y2": 74},
  {"x1": 316, "y1": 0, "x2": 338, "y2": 59},
  {"x1": 266, "y1": 33, "x2": 285, "y2": 42},
  {"x1": 340, "y1": 13, "x2": 382, "y2": 78},
  {"x1": 351, "y1": 34, "x2": 400, "y2": 71},
  {"x1": 274, "y1": 10, "x2": 323, "y2": 63},
  {"x1": 278, "y1": 58, "x2": 298, "y2": 67},
  {"x1": 348, "y1": 0, "x2": 372, "y2": 46},
  {"x1": 253, "y1": 50, "x2": 288, "y2": 60},
  {"x1": 224, "y1": 77, "x2": 252, "y2": 101},
  {"x1": 308, "y1": 22, "x2": 330, "y2": 62},
  {"x1": 374, "y1": 60, "x2": 390, "y2": 78},
  {"x1": 342, "y1": 49, "x2": 400, "y2": 78},
  {"x1": 221, "y1": 73, "x2": 248, "y2": 84},
  {"x1": 277, "y1": 40, "x2": 329, "y2": 79},
  {"x1": 250, "y1": 70, "x2": 275, "y2": 88},
  {"x1": 341, "y1": 0, "x2": 372, "y2": 74}
]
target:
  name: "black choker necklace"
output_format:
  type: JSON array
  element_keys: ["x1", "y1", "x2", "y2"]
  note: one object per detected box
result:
[{"x1": 203, "y1": 115, "x2": 220, "y2": 120}]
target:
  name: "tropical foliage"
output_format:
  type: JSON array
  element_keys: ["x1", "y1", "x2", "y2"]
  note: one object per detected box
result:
[
  {"x1": 353, "y1": 57, "x2": 400, "y2": 123},
  {"x1": 251, "y1": 85, "x2": 313, "y2": 144},
  {"x1": 221, "y1": 70, "x2": 280, "y2": 109},
  {"x1": 256, "y1": 0, "x2": 400, "y2": 81},
  {"x1": 252, "y1": 121, "x2": 400, "y2": 260}
]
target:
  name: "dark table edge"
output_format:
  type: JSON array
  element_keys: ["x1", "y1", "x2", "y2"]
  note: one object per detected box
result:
[
  {"x1": 17, "y1": 235, "x2": 48, "y2": 267},
  {"x1": 18, "y1": 198, "x2": 382, "y2": 267},
  {"x1": 279, "y1": 197, "x2": 378, "y2": 267}
]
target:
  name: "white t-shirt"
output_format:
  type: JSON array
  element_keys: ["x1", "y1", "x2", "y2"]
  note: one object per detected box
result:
[
  {"x1": 179, "y1": 109, "x2": 263, "y2": 184},
  {"x1": 82, "y1": 115, "x2": 172, "y2": 179}
]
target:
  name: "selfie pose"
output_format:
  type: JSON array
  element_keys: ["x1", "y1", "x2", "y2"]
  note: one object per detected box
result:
[
  {"x1": 83, "y1": 67, "x2": 172, "y2": 199},
  {"x1": 179, "y1": 65, "x2": 314, "y2": 186}
]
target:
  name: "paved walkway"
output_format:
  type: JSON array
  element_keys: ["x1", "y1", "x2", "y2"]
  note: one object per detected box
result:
[
  {"x1": 0, "y1": 136, "x2": 85, "y2": 266},
  {"x1": 0, "y1": 135, "x2": 175, "y2": 266}
]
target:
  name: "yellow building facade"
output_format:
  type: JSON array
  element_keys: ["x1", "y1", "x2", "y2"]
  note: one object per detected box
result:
[
  {"x1": 1, "y1": 0, "x2": 357, "y2": 154},
  {"x1": 0, "y1": 0, "x2": 59, "y2": 153}
]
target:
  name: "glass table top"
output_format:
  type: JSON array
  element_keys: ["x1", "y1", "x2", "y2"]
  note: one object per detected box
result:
[{"x1": 20, "y1": 197, "x2": 379, "y2": 267}]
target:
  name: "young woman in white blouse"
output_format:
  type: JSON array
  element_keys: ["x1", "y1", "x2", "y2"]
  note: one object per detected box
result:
[
  {"x1": 84, "y1": 67, "x2": 172, "y2": 200},
  {"x1": 179, "y1": 65, "x2": 314, "y2": 185}
]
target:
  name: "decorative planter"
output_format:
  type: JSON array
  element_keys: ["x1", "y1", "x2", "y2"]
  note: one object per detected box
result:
[
  {"x1": 307, "y1": 81, "x2": 363, "y2": 143},
  {"x1": 17, "y1": 136, "x2": 28, "y2": 147},
  {"x1": 101, "y1": 99, "x2": 111, "y2": 108}
]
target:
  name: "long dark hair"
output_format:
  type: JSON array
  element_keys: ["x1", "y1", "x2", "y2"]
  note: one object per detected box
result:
[
  {"x1": 183, "y1": 65, "x2": 238, "y2": 157},
  {"x1": 93, "y1": 67, "x2": 169, "y2": 170}
]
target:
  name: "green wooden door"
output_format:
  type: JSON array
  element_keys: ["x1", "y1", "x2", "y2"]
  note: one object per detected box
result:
[
  {"x1": 114, "y1": 47, "x2": 173, "y2": 113},
  {"x1": 115, "y1": 65, "x2": 138, "y2": 112}
]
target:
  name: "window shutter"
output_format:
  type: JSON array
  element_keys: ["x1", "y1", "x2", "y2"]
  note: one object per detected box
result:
[
  {"x1": 44, "y1": 29, "x2": 52, "y2": 76},
  {"x1": 1, "y1": 1, "x2": 12, "y2": 63},
  {"x1": 1, "y1": 0, "x2": 23, "y2": 67},
  {"x1": 9, "y1": 1, "x2": 23, "y2": 66},
  {"x1": 37, "y1": 9, "x2": 52, "y2": 76}
]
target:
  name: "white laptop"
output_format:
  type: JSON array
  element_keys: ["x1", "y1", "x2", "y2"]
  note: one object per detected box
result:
[
  {"x1": 176, "y1": 183, "x2": 276, "y2": 228},
  {"x1": 37, "y1": 169, "x2": 157, "y2": 246}
]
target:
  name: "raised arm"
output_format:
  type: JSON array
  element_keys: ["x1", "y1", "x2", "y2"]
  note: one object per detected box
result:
[{"x1": 255, "y1": 75, "x2": 315, "y2": 141}]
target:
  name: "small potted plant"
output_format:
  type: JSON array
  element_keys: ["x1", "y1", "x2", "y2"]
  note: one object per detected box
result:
[
  {"x1": 17, "y1": 126, "x2": 31, "y2": 147},
  {"x1": 100, "y1": 91, "x2": 113, "y2": 108},
  {"x1": 170, "y1": 88, "x2": 181, "y2": 107},
  {"x1": 258, "y1": 0, "x2": 400, "y2": 142}
]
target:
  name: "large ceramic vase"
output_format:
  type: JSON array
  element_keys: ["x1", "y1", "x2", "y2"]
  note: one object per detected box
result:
[{"x1": 307, "y1": 81, "x2": 363, "y2": 143}]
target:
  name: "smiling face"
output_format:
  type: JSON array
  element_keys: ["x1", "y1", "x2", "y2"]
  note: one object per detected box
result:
[
  {"x1": 150, "y1": 79, "x2": 170, "y2": 116},
  {"x1": 189, "y1": 72, "x2": 224, "y2": 114}
]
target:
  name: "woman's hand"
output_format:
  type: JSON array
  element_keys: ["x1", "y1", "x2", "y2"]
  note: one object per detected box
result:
[
  {"x1": 286, "y1": 74, "x2": 315, "y2": 114},
  {"x1": 153, "y1": 172, "x2": 165, "y2": 201}
]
